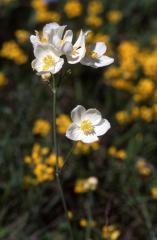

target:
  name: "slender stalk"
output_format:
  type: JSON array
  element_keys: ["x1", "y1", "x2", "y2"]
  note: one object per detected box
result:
[
  {"x1": 51, "y1": 76, "x2": 74, "y2": 240},
  {"x1": 59, "y1": 142, "x2": 76, "y2": 175},
  {"x1": 86, "y1": 192, "x2": 93, "y2": 240}
]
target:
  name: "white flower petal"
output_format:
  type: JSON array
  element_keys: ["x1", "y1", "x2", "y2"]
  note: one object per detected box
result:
[
  {"x1": 84, "y1": 109, "x2": 102, "y2": 125},
  {"x1": 43, "y1": 22, "x2": 59, "y2": 36},
  {"x1": 53, "y1": 58, "x2": 64, "y2": 74},
  {"x1": 80, "y1": 55, "x2": 95, "y2": 67},
  {"x1": 95, "y1": 55, "x2": 114, "y2": 68},
  {"x1": 71, "y1": 105, "x2": 86, "y2": 125},
  {"x1": 62, "y1": 42, "x2": 73, "y2": 54},
  {"x1": 94, "y1": 42, "x2": 107, "y2": 56},
  {"x1": 63, "y1": 30, "x2": 73, "y2": 43},
  {"x1": 66, "y1": 123, "x2": 82, "y2": 141},
  {"x1": 74, "y1": 30, "x2": 84, "y2": 48},
  {"x1": 94, "y1": 119, "x2": 111, "y2": 136},
  {"x1": 81, "y1": 133, "x2": 98, "y2": 143},
  {"x1": 30, "y1": 35, "x2": 39, "y2": 46}
]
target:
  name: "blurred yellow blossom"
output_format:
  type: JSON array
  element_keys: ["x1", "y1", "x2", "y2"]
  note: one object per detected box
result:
[
  {"x1": 151, "y1": 187, "x2": 157, "y2": 199},
  {"x1": 0, "y1": 40, "x2": 28, "y2": 64},
  {"x1": 87, "y1": 0, "x2": 104, "y2": 15},
  {"x1": 134, "y1": 79, "x2": 155, "y2": 101},
  {"x1": 80, "y1": 218, "x2": 96, "y2": 228},
  {"x1": 140, "y1": 106, "x2": 153, "y2": 122},
  {"x1": 64, "y1": 0, "x2": 82, "y2": 18},
  {"x1": 15, "y1": 30, "x2": 30, "y2": 44},
  {"x1": 68, "y1": 211, "x2": 74, "y2": 220},
  {"x1": 107, "y1": 10, "x2": 123, "y2": 23},
  {"x1": 136, "y1": 158, "x2": 152, "y2": 176},
  {"x1": 102, "y1": 225, "x2": 120, "y2": 240},
  {"x1": 56, "y1": 114, "x2": 71, "y2": 134},
  {"x1": 108, "y1": 146, "x2": 127, "y2": 161},
  {"x1": 74, "y1": 177, "x2": 98, "y2": 193},
  {"x1": 46, "y1": 153, "x2": 64, "y2": 168},
  {"x1": 36, "y1": 10, "x2": 60, "y2": 22},
  {"x1": 85, "y1": 15, "x2": 103, "y2": 28},
  {"x1": 74, "y1": 141, "x2": 100, "y2": 154},
  {"x1": 32, "y1": 119, "x2": 51, "y2": 136},
  {"x1": 115, "y1": 111, "x2": 129, "y2": 125},
  {"x1": 0, "y1": 72, "x2": 8, "y2": 87},
  {"x1": 24, "y1": 144, "x2": 64, "y2": 184}
]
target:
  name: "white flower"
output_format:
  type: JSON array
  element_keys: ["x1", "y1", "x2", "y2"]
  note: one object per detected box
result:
[
  {"x1": 31, "y1": 44, "x2": 64, "y2": 75},
  {"x1": 61, "y1": 30, "x2": 86, "y2": 64},
  {"x1": 66, "y1": 105, "x2": 111, "y2": 143},
  {"x1": 30, "y1": 22, "x2": 66, "y2": 50},
  {"x1": 81, "y1": 42, "x2": 114, "y2": 68}
]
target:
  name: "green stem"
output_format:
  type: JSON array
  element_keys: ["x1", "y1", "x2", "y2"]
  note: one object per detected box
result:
[
  {"x1": 86, "y1": 192, "x2": 93, "y2": 240},
  {"x1": 51, "y1": 76, "x2": 74, "y2": 240},
  {"x1": 59, "y1": 142, "x2": 76, "y2": 175}
]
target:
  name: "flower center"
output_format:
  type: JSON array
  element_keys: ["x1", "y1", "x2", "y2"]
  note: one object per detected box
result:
[
  {"x1": 91, "y1": 51, "x2": 98, "y2": 59},
  {"x1": 42, "y1": 55, "x2": 55, "y2": 71},
  {"x1": 80, "y1": 120, "x2": 94, "y2": 134}
]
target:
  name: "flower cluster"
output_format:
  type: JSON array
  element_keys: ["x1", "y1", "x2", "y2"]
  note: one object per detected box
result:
[
  {"x1": 30, "y1": 22, "x2": 114, "y2": 79},
  {"x1": 24, "y1": 144, "x2": 63, "y2": 184},
  {"x1": 0, "y1": 40, "x2": 28, "y2": 65},
  {"x1": 32, "y1": 119, "x2": 51, "y2": 137},
  {"x1": 102, "y1": 225, "x2": 120, "y2": 240},
  {"x1": 74, "y1": 176, "x2": 98, "y2": 193}
]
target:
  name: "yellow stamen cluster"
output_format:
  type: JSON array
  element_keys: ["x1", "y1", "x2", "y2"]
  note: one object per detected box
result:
[
  {"x1": 42, "y1": 55, "x2": 54, "y2": 71},
  {"x1": 80, "y1": 120, "x2": 94, "y2": 134}
]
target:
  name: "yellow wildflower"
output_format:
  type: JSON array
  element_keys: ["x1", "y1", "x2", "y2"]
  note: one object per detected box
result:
[
  {"x1": 136, "y1": 159, "x2": 152, "y2": 176},
  {"x1": 64, "y1": 0, "x2": 82, "y2": 18},
  {"x1": 80, "y1": 218, "x2": 96, "y2": 228},
  {"x1": 46, "y1": 154, "x2": 64, "y2": 168},
  {"x1": 74, "y1": 177, "x2": 98, "y2": 193},
  {"x1": 36, "y1": 10, "x2": 60, "y2": 22},
  {"x1": 87, "y1": 0, "x2": 104, "y2": 15},
  {"x1": 107, "y1": 10, "x2": 123, "y2": 23},
  {"x1": 0, "y1": 40, "x2": 28, "y2": 64},
  {"x1": 108, "y1": 146, "x2": 127, "y2": 160},
  {"x1": 134, "y1": 79, "x2": 154, "y2": 101},
  {"x1": 15, "y1": 30, "x2": 30, "y2": 44},
  {"x1": 102, "y1": 225, "x2": 120, "y2": 240},
  {"x1": 0, "y1": 72, "x2": 8, "y2": 87},
  {"x1": 131, "y1": 106, "x2": 140, "y2": 119},
  {"x1": 140, "y1": 106, "x2": 153, "y2": 122},
  {"x1": 32, "y1": 119, "x2": 51, "y2": 136},
  {"x1": 74, "y1": 141, "x2": 99, "y2": 154},
  {"x1": 115, "y1": 111, "x2": 129, "y2": 124},
  {"x1": 68, "y1": 211, "x2": 74, "y2": 219},
  {"x1": 151, "y1": 187, "x2": 157, "y2": 199},
  {"x1": 56, "y1": 114, "x2": 71, "y2": 134},
  {"x1": 85, "y1": 15, "x2": 103, "y2": 28}
]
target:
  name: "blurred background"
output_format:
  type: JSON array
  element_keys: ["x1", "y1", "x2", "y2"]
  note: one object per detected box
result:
[{"x1": 0, "y1": 0, "x2": 157, "y2": 239}]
